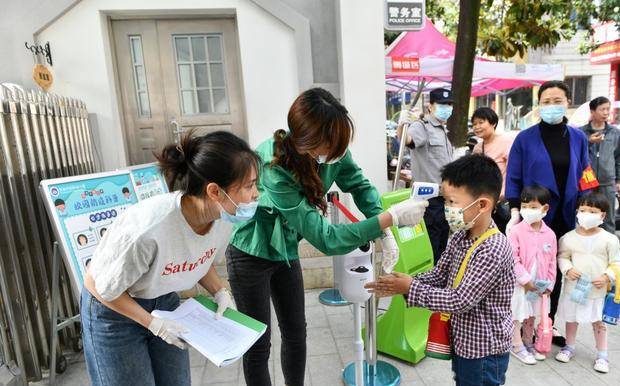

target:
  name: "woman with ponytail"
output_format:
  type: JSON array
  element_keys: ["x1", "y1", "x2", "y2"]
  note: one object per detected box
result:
[
  {"x1": 226, "y1": 88, "x2": 428, "y2": 386},
  {"x1": 81, "y1": 131, "x2": 260, "y2": 386}
]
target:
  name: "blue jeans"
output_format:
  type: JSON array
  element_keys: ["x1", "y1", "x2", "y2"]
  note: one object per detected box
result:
[
  {"x1": 81, "y1": 290, "x2": 190, "y2": 386},
  {"x1": 452, "y1": 353, "x2": 510, "y2": 386}
]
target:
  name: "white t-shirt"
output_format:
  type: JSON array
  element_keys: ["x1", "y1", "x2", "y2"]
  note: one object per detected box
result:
[{"x1": 88, "y1": 191, "x2": 232, "y2": 301}]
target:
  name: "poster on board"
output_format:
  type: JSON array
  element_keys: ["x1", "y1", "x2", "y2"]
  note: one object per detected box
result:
[
  {"x1": 127, "y1": 162, "x2": 169, "y2": 201},
  {"x1": 40, "y1": 171, "x2": 139, "y2": 296}
]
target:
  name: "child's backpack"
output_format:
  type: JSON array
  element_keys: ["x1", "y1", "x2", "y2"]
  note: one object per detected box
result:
[
  {"x1": 602, "y1": 265, "x2": 620, "y2": 325},
  {"x1": 535, "y1": 294, "x2": 552, "y2": 354}
]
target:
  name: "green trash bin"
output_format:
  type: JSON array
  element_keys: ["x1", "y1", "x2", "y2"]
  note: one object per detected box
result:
[{"x1": 375, "y1": 189, "x2": 434, "y2": 364}]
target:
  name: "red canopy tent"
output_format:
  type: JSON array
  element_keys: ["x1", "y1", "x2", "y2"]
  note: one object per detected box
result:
[{"x1": 385, "y1": 19, "x2": 563, "y2": 96}]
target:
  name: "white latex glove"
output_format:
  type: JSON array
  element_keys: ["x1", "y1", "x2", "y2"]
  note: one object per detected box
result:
[
  {"x1": 398, "y1": 109, "x2": 412, "y2": 126},
  {"x1": 506, "y1": 209, "x2": 521, "y2": 235},
  {"x1": 387, "y1": 199, "x2": 429, "y2": 227},
  {"x1": 381, "y1": 229, "x2": 400, "y2": 274},
  {"x1": 214, "y1": 288, "x2": 236, "y2": 319},
  {"x1": 148, "y1": 317, "x2": 188, "y2": 349}
]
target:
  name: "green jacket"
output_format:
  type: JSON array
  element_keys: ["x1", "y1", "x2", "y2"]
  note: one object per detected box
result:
[{"x1": 229, "y1": 137, "x2": 384, "y2": 263}]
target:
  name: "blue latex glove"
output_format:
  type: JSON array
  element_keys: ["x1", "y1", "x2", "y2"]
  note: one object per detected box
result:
[
  {"x1": 525, "y1": 280, "x2": 551, "y2": 302},
  {"x1": 570, "y1": 276, "x2": 593, "y2": 305}
]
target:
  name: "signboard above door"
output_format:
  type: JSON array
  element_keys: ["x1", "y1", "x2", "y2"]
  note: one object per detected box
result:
[{"x1": 384, "y1": 0, "x2": 425, "y2": 31}]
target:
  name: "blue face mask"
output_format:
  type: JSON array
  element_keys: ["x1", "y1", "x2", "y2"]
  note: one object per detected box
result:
[
  {"x1": 539, "y1": 105, "x2": 566, "y2": 125},
  {"x1": 434, "y1": 104, "x2": 453, "y2": 122},
  {"x1": 220, "y1": 190, "x2": 258, "y2": 224}
]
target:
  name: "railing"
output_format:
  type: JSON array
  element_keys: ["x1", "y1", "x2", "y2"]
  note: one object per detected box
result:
[{"x1": 0, "y1": 84, "x2": 99, "y2": 383}]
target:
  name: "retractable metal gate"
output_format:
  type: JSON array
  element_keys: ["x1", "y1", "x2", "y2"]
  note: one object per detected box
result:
[{"x1": 0, "y1": 84, "x2": 99, "y2": 383}]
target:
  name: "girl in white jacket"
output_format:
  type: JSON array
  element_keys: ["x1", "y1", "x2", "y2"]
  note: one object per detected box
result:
[{"x1": 555, "y1": 192, "x2": 620, "y2": 373}]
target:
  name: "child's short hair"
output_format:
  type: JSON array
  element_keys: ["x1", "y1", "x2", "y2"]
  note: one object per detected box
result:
[
  {"x1": 520, "y1": 185, "x2": 551, "y2": 206},
  {"x1": 577, "y1": 191, "x2": 610, "y2": 213},
  {"x1": 441, "y1": 154, "x2": 502, "y2": 202}
]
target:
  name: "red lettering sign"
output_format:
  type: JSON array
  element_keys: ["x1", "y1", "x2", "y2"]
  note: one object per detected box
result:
[{"x1": 391, "y1": 57, "x2": 420, "y2": 73}]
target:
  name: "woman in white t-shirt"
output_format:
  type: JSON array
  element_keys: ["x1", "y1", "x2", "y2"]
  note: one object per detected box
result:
[{"x1": 81, "y1": 131, "x2": 260, "y2": 386}]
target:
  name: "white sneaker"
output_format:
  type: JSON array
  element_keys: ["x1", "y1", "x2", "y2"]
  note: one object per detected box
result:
[
  {"x1": 593, "y1": 358, "x2": 609, "y2": 373},
  {"x1": 511, "y1": 346, "x2": 537, "y2": 365},
  {"x1": 527, "y1": 347, "x2": 546, "y2": 361},
  {"x1": 555, "y1": 348, "x2": 574, "y2": 363}
]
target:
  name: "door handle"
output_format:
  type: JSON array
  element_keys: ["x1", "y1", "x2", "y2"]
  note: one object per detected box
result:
[{"x1": 170, "y1": 119, "x2": 185, "y2": 143}]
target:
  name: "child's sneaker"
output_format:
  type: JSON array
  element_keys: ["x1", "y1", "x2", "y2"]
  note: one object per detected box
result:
[
  {"x1": 511, "y1": 346, "x2": 537, "y2": 365},
  {"x1": 555, "y1": 347, "x2": 575, "y2": 363},
  {"x1": 593, "y1": 358, "x2": 609, "y2": 373},
  {"x1": 525, "y1": 345, "x2": 546, "y2": 361}
]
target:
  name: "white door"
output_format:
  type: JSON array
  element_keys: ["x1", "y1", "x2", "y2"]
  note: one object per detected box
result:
[{"x1": 112, "y1": 18, "x2": 246, "y2": 164}]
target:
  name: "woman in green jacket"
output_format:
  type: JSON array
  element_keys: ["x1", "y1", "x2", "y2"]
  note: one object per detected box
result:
[{"x1": 226, "y1": 88, "x2": 427, "y2": 386}]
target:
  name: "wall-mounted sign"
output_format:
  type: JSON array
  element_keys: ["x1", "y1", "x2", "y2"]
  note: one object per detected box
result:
[
  {"x1": 32, "y1": 64, "x2": 53, "y2": 91},
  {"x1": 385, "y1": 0, "x2": 425, "y2": 31}
]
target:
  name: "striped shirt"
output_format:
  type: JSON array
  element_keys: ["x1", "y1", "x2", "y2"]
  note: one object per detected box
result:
[{"x1": 407, "y1": 224, "x2": 515, "y2": 359}]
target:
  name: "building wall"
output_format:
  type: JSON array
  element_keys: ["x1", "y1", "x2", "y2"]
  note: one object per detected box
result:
[
  {"x1": 531, "y1": 31, "x2": 610, "y2": 100},
  {"x1": 2, "y1": 0, "x2": 387, "y2": 194},
  {"x1": 336, "y1": 0, "x2": 388, "y2": 196},
  {"x1": 34, "y1": 0, "x2": 300, "y2": 171},
  {"x1": 0, "y1": 0, "x2": 78, "y2": 86}
]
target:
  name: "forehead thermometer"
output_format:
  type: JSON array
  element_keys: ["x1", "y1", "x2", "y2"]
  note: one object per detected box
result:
[{"x1": 411, "y1": 182, "x2": 441, "y2": 201}]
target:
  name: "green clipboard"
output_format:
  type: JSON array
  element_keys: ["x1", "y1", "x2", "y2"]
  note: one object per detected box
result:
[{"x1": 193, "y1": 295, "x2": 267, "y2": 334}]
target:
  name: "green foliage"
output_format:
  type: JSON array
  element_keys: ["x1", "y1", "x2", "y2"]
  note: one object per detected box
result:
[{"x1": 420, "y1": 0, "x2": 620, "y2": 59}]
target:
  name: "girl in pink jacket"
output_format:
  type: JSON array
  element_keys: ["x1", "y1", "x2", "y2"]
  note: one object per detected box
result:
[{"x1": 509, "y1": 185, "x2": 557, "y2": 364}]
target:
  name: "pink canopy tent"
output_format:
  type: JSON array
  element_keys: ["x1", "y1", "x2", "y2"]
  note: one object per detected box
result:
[{"x1": 385, "y1": 19, "x2": 564, "y2": 96}]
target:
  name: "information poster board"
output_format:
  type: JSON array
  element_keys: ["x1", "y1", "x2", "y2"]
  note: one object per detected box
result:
[
  {"x1": 40, "y1": 171, "x2": 138, "y2": 294},
  {"x1": 128, "y1": 162, "x2": 169, "y2": 201},
  {"x1": 40, "y1": 164, "x2": 168, "y2": 297}
]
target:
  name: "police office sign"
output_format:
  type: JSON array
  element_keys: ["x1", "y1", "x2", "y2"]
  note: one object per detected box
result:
[{"x1": 385, "y1": 0, "x2": 425, "y2": 31}]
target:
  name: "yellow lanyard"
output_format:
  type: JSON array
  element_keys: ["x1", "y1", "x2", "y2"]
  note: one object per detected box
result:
[{"x1": 452, "y1": 228, "x2": 500, "y2": 289}]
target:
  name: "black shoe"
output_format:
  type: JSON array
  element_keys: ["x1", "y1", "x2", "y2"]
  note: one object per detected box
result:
[{"x1": 552, "y1": 335, "x2": 566, "y2": 347}]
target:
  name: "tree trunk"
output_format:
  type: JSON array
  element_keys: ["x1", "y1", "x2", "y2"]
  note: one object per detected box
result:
[{"x1": 447, "y1": 0, "x2": 482, "y2": 147}]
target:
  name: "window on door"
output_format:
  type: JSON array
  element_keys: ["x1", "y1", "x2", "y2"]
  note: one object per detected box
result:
[
  {"x1": 565, "y1": 76, "x2": 591, "y2": 107},
  {"x1": 129, "y1": 35, "x2": 151, "y2": 117},
  {"x1": 173, "y1": 35, "x2": 229, "y2": 115}
]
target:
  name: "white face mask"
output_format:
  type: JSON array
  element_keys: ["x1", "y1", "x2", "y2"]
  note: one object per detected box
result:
[
  {"x1": 444, "y1": 199, "x2": 481, "y2": 232},
  {"x1": 576, "y1": 212, "x2": 604, "y2": 230},
  {"x1": 520, "y1": 208, "x2": 546, "y2": 225}
]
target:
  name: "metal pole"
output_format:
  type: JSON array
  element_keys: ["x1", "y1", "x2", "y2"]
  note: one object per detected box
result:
[
  {"x1": 365, "y1": 240, "x2": 379, "y2": 380},
  {"x1": 6, "y1": 88, "x2": 49, "y2": 378},
  {"x1": 353, "y1": 303, "x2": 363, "y2": 386},
  {"x1": 43, "y1": 95, "x2": 63, "y2": 177},
  {"x1": 0, "y1": 182, "x2": 28, "y2": 385},
  {"x1": 67, "y1": 98, "x2": 86, "y2": 174},
  {"x1": 17, "y1": 90, "x2": 54, "y2": 362},
  {"x1": 392, "y1": 80, "x2": 426, "y2": 191},
  {"x1": 72, "y1": 98, "x2": 90, "y2": 173},
  {"x1": 0, "y1": 86, "x2": 40, "y2": 379},
  {"x1": 50, "y1": 96, "x2": 70, "y2": 176},
  {"x1": 49, "y1": 243, "x2": 60, "y2": 386},
  {"x1": 81, "y1": 102, "x2": 100, "y2": 172},
  {"x1": 58, "y1": 97, "x2": 78, "y2": 175},
  {"x1": 318, "y1": 192, "x2": 350, "y2": 306}
]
